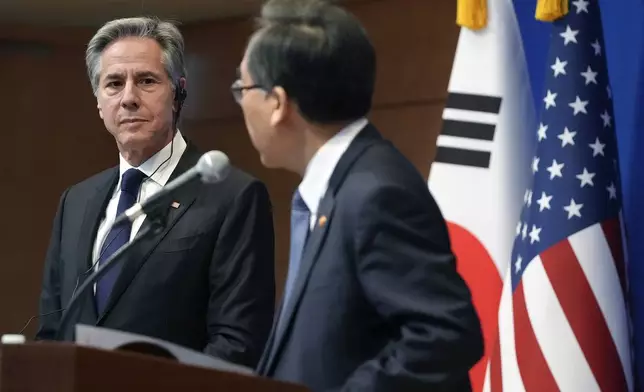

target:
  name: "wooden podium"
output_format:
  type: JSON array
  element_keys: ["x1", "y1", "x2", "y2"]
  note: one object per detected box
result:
[{"x1": 0, "y1": 342, "x2": 308, "y2": 392}]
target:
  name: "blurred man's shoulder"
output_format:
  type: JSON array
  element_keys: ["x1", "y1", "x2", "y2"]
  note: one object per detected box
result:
[
  {"x1": 203, "y1": 164, "x2": 271, "y2": 203},
  {"x1": 66, "y1": 165, "x2": 118, "y2": 196}
]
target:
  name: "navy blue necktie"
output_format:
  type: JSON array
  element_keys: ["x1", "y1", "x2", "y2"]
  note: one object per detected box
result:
[
  {"x1": 276, "y1": 190, "x2": 310, "y2": 331},
  {"x1": 95, "y1": 168, "x2": 147, "y2": 314}
]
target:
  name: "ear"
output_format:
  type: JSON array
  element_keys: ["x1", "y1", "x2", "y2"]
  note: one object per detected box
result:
[
  {"x1": 270, "y1": 86, "x2": 289, "y2": 127},
  {"x1": 173, "y1": 77, "x2": 187, "y2": 112},
  {"x1": 97, "y1": 99, "x2": 104, "y2": 120}
]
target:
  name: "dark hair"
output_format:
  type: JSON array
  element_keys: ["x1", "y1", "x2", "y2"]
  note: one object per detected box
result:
[{"x1": 246, "y1": 0, "x2": 376, "y2": 124}]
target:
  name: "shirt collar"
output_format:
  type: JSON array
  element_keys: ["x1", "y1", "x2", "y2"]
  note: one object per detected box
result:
[
  {"x1": 118, "y1": 129, "x2": 187, "y2": 188},
  {"x1": 298, "y1": 118, "x2": 368, "y2": 217}
]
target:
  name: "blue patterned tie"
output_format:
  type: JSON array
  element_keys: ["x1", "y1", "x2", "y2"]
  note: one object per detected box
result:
[
  {"x1": 95, "y1": 168, "x2": 147, "y2": 314},
  {"x1": 277, "y1": 190, "x2": 310, "y2": 329}
]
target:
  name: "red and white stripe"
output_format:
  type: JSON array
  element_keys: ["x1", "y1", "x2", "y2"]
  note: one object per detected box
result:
[{"x1": 483, "y1": 219, "x2": 633, "y2": 392}]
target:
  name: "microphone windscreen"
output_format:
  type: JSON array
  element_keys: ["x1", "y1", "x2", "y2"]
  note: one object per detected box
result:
[{"x1": 197, "y1": 151, "x2": 231, "y2": 184}]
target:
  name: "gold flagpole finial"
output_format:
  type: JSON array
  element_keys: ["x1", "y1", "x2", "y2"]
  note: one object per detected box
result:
[
  {"x1": 535, "y1": 0, "x2": 569, "y2": 22},
  {"x1": 457, "y1": 0, "x2": 487, "y2": 30}
]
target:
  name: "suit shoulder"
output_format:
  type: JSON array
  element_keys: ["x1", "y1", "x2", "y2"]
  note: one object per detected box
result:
[
  {"x1": 221, "y1": 166, "x2": 266, "y2": 191},
  {"x1": 204, "y1": 165, "x2": 270, "y2": 205},
  {"x1": 225, "y1": 166, "x2": 262, "y2": 185},
  {"x1": 339, "y1": 139, "x2": 452, "y2": 241},
  {"x1": 336, "y1": 139, "x2": 448, "y2": 221},
  {"x1": 64, "y1": 166, "x2": 117, "y2": 198},
  {"x1": 346, "y1": 140, "x2": 428, "y2": 194}
]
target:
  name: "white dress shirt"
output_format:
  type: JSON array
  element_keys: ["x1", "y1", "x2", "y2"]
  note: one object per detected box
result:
[
  {"x1": 298, "y1": 118, "x2": 368, "y2": 229},
  {"x1": 92, "y1": 130, "x2": 187, "y2": 268}
]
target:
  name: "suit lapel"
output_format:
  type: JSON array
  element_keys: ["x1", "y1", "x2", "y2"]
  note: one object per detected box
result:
[
  {"x1": 262, "y1": 123, "x2": 383, "y2": 374},
  {"x1": 96, "y1": 144, "x2": 202, "y2": 323},
  {"x1": 74, "y1": 168, "x2": 119, "y2": 325}
]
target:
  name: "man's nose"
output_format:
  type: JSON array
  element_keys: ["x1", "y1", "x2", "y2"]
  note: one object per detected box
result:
[{"x1": 121, "y1": 81, "x2": 140, "y2": 109}]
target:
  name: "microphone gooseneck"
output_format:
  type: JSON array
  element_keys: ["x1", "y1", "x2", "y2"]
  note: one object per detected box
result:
[{"x1": 22, "y1": 225, "x2": 129, "y2": 339}]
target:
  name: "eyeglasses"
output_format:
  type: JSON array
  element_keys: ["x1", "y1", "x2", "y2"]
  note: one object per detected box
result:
[{"x1": 231, "y1": 80, "x2": 264, "y2": 103}]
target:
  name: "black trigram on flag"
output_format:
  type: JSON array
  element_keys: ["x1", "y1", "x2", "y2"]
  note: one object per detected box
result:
[{"x1": 435, "y1": 92, "x2": 503, "y2": 169}]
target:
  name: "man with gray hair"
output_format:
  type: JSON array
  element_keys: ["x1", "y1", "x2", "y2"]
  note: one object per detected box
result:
[{"x1": 35, "y1": 16, "x2": 276, "y2": 368}]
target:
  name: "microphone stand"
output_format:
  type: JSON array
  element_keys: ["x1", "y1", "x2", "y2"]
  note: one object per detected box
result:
[{"x1": 54, "y1": 213, "x2": 168, "y2": 342}]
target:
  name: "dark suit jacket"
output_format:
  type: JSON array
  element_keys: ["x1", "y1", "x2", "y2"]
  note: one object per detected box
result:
[
  {"x1": 256, "y1": 124, "x2": 484, "y2": 391},
  {"x1": 35, "y1": 141, "x2": 276, "y2": 368}
]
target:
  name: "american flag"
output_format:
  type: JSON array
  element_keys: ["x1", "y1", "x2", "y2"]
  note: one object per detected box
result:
[{"x1": 485, "y1": 1, "x2": 634, "y2": 391}]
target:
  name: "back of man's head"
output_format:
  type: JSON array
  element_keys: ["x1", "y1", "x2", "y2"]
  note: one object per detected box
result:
[{"x1": 246, "y1": 0, "x2": 376, "y2": 124}]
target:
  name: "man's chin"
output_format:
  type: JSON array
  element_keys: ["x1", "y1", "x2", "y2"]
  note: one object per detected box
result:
[
  {"x1": 119, "y1": 121, "x2": 148, "y2": 132},
  {"x1": 116, "y1": 133, "x2": 150, "y2": 148},
  {"x1": 259, "y1": 153, "x2": 284, "y2": 170}
]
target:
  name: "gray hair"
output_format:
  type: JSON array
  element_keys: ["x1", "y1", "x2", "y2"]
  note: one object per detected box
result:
[{"x1": 85, "y1": 16, "x2": 187, "y2": 95}]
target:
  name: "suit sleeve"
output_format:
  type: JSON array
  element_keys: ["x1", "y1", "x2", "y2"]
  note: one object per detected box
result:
[
  {"x1": 342, "y1": 185, "x2": 484, "y2": 391},
  {"x1": 35, "y1": 188, "x2": 69, "y2": 341},
  {"x1": 204, "y1": 180, "x2": 276, "y2": 368}
]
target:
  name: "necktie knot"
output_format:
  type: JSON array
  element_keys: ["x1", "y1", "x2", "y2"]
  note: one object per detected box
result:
[
  {"x1": 121, "y1": 169, "x2": 146, "y2": 196},
  {"x1": 291, "y1": 190, "x2": 309, "y2": 213}
]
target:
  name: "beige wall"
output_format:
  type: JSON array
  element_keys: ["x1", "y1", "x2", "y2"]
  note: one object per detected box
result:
[{"x1": 0, "y1": 0, "x2": 458, "y2": 339}]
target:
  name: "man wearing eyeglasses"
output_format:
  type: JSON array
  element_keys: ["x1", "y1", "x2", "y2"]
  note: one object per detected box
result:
[{"x1": 233, "y1": 0, "x2": 484, "y2": 391}]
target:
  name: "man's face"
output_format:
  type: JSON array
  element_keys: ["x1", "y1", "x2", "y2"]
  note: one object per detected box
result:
[
  {"x1": 96, "y1": 37, "x2": 176, "y2": 162},
  {"x1": 237, "y1": 53, "x2": 294, "y2": 169}
]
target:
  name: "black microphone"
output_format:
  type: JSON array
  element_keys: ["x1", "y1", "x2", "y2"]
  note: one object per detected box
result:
[{"x1": 113, "y1": 150, "x2": 231, "y2": 226}]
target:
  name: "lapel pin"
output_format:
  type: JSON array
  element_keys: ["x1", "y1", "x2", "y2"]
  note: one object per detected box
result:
[
  {"x1": 171, "y1": 201, "x2": 180, "y2": 209},
  {"x1": 318, "y1": 215, "x2": 327, "y2": 228}
]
